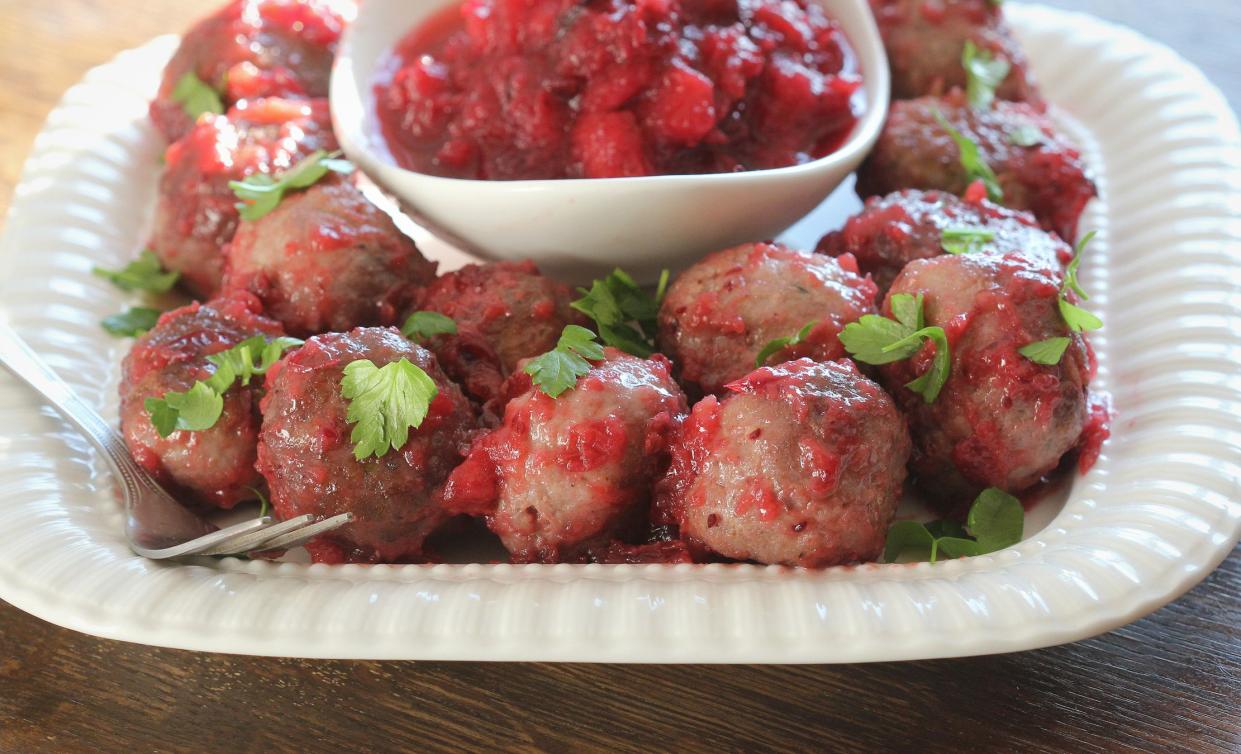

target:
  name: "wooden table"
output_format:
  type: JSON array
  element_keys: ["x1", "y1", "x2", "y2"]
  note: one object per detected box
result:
[{"x1": 1, "y1": 1, "x2": 1238, "y2": 751}]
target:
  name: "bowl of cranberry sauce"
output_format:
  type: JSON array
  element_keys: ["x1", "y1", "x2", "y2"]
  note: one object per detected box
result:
[
  {"x1": 330, "y1": 0, "x2": 888, "y2": 280},
  {"x1": 377, "y1": 0, "x2": 864, "y2": 180}
]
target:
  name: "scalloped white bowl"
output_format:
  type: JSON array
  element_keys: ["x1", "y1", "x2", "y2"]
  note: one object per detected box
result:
[
  {"x1": 0, "y1": 4, "x2": 1238, "y2": 661},
  {"x1": 330, "y1": 0, "x2": 890, "y2": 283}
]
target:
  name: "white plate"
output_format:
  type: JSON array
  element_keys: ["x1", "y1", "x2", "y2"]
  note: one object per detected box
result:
[{"x1": 0, "y1": 4, "x2": 1238, "y2": 662}]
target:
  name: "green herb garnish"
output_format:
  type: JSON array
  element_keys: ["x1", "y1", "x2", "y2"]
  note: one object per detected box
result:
[
  {"x1": 401, "y1": 311, "x2": 457, "y2": 344},
  {"x1": 940, "y1": 226, "x2": 995, "y2": 255},
  {"x1": 839, "y1": 293, "x2": 951, "y2": 403},
  {"x1": 523, "y1": 325, "x2": 606, "y2": 398},
  {"x1": 884, "y1": 487, "x2": 1024, "y2": 563},
  {"x1": 571, "y1": 268, "x2": 668, "y2": 357},
  {"x1": 341, "y1": 357, "x2": 439, "y2": 461},
  {"x1": 755, "y1": 321, "x2": 817, "y2": 368},
  {"x1": 171, "y1": 72, "x2": 224, "y2": 120},
  {"x1": 229, "y1": 150, "x2": 354, "y2": 221},
  {"x1": 101, "y1": 306, "x2": 162, "y2": 337},
  {"x1": 1018, "y1": 337, "x2": 1071, "y2": 365},
  {"x1": 1058, "y1": 231, "x2": 1103, "y2": 334},
  {"x1": 145, "y1": 336, "x2": 302, "y2": 437},
  {"x1": 93, "y1": 250, "x2": 179, "y2": 293},
  {"x1": 934, "y1": 109, "x2": 1003, "y2": 203},
  {"x1": 962, "y1": 40, "x2": 1011, "y2": 111},
  {"x1": 1008, "y1": 123, "x2": 1044, "y2": 147}
]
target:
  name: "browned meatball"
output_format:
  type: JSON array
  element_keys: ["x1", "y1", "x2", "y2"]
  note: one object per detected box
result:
[
  {"x1": 149, "y1": 0, "x2": 351, "y2": 142},
  {"x1": 415, "y1": 261, "x2": 585, "y2": 404},
  {"x1": 870, "y1": 0, "x2": 1041, "y2": 103},
  {"x1": 120, "y1": 294, "x2": 285, "y2": 509},
  {"x1": 653, "y1": 359, "x2": 910, "y2": 567},
  {"x1": 150, "y1": 97, "x2": 338, "y2": 299},
  {"x1": 816, "y1": 189, "x2": 1071, "y2": 294},
  {"x1": 222, "y1": 175, "x2": 438, "y2": 337},
  {"x1": 441, "y1": 350, "x2": 687, "y2": 563},
  {"x1": 880, "y1": 251, "x2": 1091, "y2": 509},
  {"x1": 855, "y1": 91, "x2": 1097, "y2": 242},
  {"x1": 256, "y1": 327, "x2": 476, "y2": 564},
  {"x1": 657, "y1": 242, "x2": 878, "y2": 395}
]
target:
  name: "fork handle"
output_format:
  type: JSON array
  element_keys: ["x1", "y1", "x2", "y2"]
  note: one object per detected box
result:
[{"x1": 0, "y1": 322, "x2": 212, "y2": 544}]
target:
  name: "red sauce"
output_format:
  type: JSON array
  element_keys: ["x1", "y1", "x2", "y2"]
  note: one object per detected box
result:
[
  {"x1": 375, "y1": 0, "x2": 863, "y2": 179},
  {"x1": 1077, "y1": 390, "x2": 1112, "y2": 474}
]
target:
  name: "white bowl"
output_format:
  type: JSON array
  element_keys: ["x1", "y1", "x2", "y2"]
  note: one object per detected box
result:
[{"x1": 329, "y1": 0, "x2": 890, "y2": 282}]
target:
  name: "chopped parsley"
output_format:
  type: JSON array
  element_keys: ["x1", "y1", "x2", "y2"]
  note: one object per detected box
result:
[
  {"x1": 571, "y1": 268, "x2": 668, "y2": 357},
  {"x1": 93, "y1": 250, "x2": 179, "y2": 293},
  {"x1": 884, "y1": 487, "x2": 1024, "y2": 563},
  {"x1": 1018, "y1": 337, "x2": 1071, "y2": 365},
  {"x1": 229, "y1": 150, "x2": 355, "y2": 221},
  {"x1": 839, "y1": 293, "x2": 951, "y2": 403},
  {"x1": 101, "y1": 306, "x2": 162, "y2": 337},
  {"x1": 755, "y1": 321, "x2": 817, "y2": 368},
  {"x1": 145, "y1": 336, "x2": 302, "y2": 437},
  {"x1": 401, "y1": 311, "x2": 457, "y2": 344},
  {"x1": 940, "y1": 226, "x2": 995, "y2": 255},
  {"x1": 341, "y1": 358, "x2": 439, "y2": 461},
  {"x1": 934, "y1": 109, "x2": 1004, "y2": 203},
  {"x1": 1008, "y1": 123, "x2": 1044, "y2": 147},
  {"x1": 171, "y1": 72, "x2": 224, "y2": 120},
  {"x1": 523, "y1": 325, "x2": 605, "y2": 398},
  {"x1": 962, "y1": 40, "x2": 1011, "y2": 111},
  {"x1": 1058, "y1": 231, "x2": 1104, "y2": 334}
]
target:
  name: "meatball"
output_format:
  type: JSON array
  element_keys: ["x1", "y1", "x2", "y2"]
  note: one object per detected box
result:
[
  {"x1": 880, "y1": 251, "x2": 1090, "y2": 508},
  {"x1": 150, "y1": 0, "x2": 351, "y2": 142},
  {"x1": 653, "y1": 359, "x2": 910, "y2": 567},
  {"x1": 150, "y1": 97, "x2": 338, "y2": 299},
  {"x1": 415, "y1": 261, "x2": 584, "y2": 404},
  {"x1": 855, "y1": 91, "x2": 1097, "y2": 241},
  {"x1": 816, "y1": 189, "x2": 1071, "y2": 294},
  {"x1": 222, "y1": 174, "x2": 438, "y2": 337},
  {"x1": 120, "y1": 295, "x2": 285, "y2": 509},
  {"x1": 657, "y1": 242, "x2": 878, "y2": 395},
  {"x1": 870, "y1": 0, "x2": 1040, "y2": 103},
  {"x1": 441, "y1": 350, "x2": 687, "y2": 563},
  {"x1": 256, "y1": 327, "x2": 476, "y2": 564}
]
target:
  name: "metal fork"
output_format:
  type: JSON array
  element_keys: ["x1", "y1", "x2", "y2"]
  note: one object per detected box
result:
[{"x1": 0, "y1": 323, "x2": 350, "y2": 559}]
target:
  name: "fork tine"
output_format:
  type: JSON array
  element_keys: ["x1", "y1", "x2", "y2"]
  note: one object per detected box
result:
[
  {"x1": 197, "y1": 514, "x2": 315, "y2": 556},
  {"x1": 131, "y1": 516, "x2": 272, "y2": 560},
  {"x1": 253, "y1": 512, "x2": 354, "y2": 553}
]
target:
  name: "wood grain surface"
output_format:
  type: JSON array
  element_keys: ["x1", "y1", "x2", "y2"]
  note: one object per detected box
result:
[{"x1": 0, "y1": 1, "x2": 1238, "y2": 752}]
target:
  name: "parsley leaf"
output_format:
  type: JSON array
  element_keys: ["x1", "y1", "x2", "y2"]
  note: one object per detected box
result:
[
  {"x1": 571, "y1": 268, "x2": 667, "y2": 357},
  {"x1": 962, "y1": 40, "x2": 1011, "y2": 111},
  {"x1": 101, "y1": 306, "x2": 161, "y2": 337},
  {"x1": 145, "y1": 382, "x2": 224, "y2": 436},
  {"x1": 934, "y1": 109, "x2": 1004, "y2": 203},
  {"x1": 401, "y1": 311, "x2": 457, "y2": 344},
  {"x1": 229, "y1": 150, "x2": 355, "y2": 221},
  {"x1": 144, "y1": 336, "x2": 301, "y2": 437},
  {"x1": 341, "y1": 358, "x2": 439, "y2": 460},
  {"x1": 967, "y1": 488, "x2": 1025, "y2": 552},
  {"x1": 884, "y1": 487, "x2": 1024, "y2": 563},
  {"x1": 1018, "y1": 337, "x2": 1071, "y2": 365},
  {"x1": 755, "y1": 321, "x2": 818, "y2": 368},
  {"x1": 1058, "y1": 231, "x2": 1103, "y2": 334},
  {"x1": 941, "y1": 226, "x2": 995, "y2": 255},
  {"x1": 171, "y1": 71, "x2": 224, "y2": 120},
  {"x1": 93, "y1": 250, "x2": 179, "y2": 293},
  {"x1": 523, "y1": 325, "x2": 606, "y2": 398},
  {"x1": 840, "y1": 293, "x2": 950, "y2": 402},
  {"x1": 1009, "y1": 123, "x2": 1044, "y2": 147}
]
